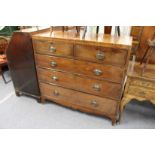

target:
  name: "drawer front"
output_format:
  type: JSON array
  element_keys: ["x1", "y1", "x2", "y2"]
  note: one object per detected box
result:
[
  {"x1": 74, "y1": 45, "x2": 128, "y2": 66},
  {"x1": 33, "y1": 40, "x2": 73, "y2": 57},
  {"x1": 40, "y1": 82, "x2": 118, "y2": 115},
  {"x1": 128, "y1": 85, "x2": 155, "y2": 100},
  {"x1": 37, "y1": 68, "x2": 122, "y2": 100},
  {"x1": 130, "y1": 79, "x2": 155, "y2": 90},
  {"x1": 35, "y1": 54, "x2": 124, "y2": 83}
]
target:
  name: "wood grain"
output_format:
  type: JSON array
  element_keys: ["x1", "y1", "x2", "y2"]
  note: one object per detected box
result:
[
  {"x1": 74, "y1": 44, "x2": 128, "y2": 66},
  {"x1": 40, "y1": 82, "x2": 118, "y2": 117},
  {"x1": 33, "y1": 39, "x2": 74, "y2": 57},
  {"x1": 35, "y1": 54, "x2": 124, "y2": 83},
  {"x1": 31, "y1": 28, "x2": 132, "y2": 125},
  {"x1": 32, "y1": 28, "x2": 132, "y2": 50},
  {"x1": 37, "y1": 68, "x2": 122, "y2": 100}
]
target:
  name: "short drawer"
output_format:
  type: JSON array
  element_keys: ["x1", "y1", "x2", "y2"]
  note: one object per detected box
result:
[
  {"x1": 40, "y1": 82, "x2": 118, "y2": 116},
  {"x1": 128, "y1": 85, "x2": 155, "y2": 100},
  {"x1": 33, "y1": 39, "x2": 74, "y2": 57},
  {"x1": 37, "y1": 68, "x2": 122, "y2": 100},
  {"x1": 35, "y1": 54, "x2": 124, "y2": 83},
  {"x1": 74, "y1": 45, "x2": 128, "y2": 66}
]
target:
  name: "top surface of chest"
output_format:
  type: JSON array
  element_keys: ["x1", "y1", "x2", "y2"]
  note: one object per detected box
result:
[{"x1": 32, "y1": 29, "x2": 132, "y2": 49}]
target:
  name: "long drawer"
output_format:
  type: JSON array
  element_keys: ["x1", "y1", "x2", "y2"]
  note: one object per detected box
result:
[
  {"x1": 37, "y1": 68, "x2": 122, "y2": 100},
  {"x1": 33, "y1": 39, "x2": 74, "y2": 57},
  {"x1": 74, "y1": 44, "x2": 128, "y2": 66},
  {"x1": 35, "y1": 54, "x2": 124, "y2": 83},
  {"x1": 40, "y1": 82, "x2": 118, "y2": 116}
]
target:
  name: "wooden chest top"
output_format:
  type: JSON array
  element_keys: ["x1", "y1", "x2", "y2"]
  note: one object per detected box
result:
[{"x1": 32, "y1": 28, "x2": 132, "y2": 49}]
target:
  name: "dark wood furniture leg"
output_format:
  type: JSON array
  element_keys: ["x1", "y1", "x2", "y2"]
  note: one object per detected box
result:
[
  {"x1": 96, "y1": 26, "x2": 99, "y2": 34},
  {"x1": 82, "y1": 26, "x2": 87, "y2": 39},
  {"x1": 104, "y1": 26, "x2": 112, "y2": 34},
  {"x1": 1, "y1": 71, "x2": 11, "y2": 84},
  {"x1": 117, "y1": 26, "x2": 120, "y2": 36}
]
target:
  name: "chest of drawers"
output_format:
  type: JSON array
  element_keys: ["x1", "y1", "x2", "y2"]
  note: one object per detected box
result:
[{"x1": 32, "y1": 30, "x2": 132, "y2": 125}]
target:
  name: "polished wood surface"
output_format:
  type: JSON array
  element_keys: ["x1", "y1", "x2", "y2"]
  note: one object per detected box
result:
[
  {"x1": 6, "y1": 32, "x2": 40, "y2": 99},
  {"x1": 37, "y1": 68, "x2": 122, "y2": 100},
  {"x1": 32, "y1": 28, "x2": 132, "y2": 125},
  {"x1": 33, "y1": 39, "x2": 74, "y2": 57},
  {"x1": 74, "y1": 44, "x2": 128, "y2": 66},
  {"x1": 40, "y1": 82, "x2": 118, "y2": 123},
  {"x1": 32, "y1": 29, "x2": 132, "y2": 49},
  {"x1": 35, "y1": 54, "x2": 124, "y2": 83}
]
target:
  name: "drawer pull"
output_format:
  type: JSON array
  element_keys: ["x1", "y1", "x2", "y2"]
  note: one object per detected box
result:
[
  {"x1": 53, "y1": 90, "x2": 59, "y2": 96},
  {"x1": 93, "y1": 69, "x2": 103, "y2": 76},
  {"x1": 49, "y1": 46, "x2": 56, "y2": 52},
  {"x1": 96, "y1": 51, "x2": 105, "y2": 60},
  {"x1": 50, "y1": 61, "x2": 57, "y2": 67},
  {"x1": 52, "y1": 76, "x2": 59, "y2": 81},
  {"x1": 91, "y1": 100, "x2": 98, "y2": 107},
  {"x1": 92, "y1": 84, "x2": 101, "y2": 91}
]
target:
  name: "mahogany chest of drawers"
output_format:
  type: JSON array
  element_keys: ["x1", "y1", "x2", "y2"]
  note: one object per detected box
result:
[{"x1": 32, "y1": 29, "x2": 132, "y2": 125}]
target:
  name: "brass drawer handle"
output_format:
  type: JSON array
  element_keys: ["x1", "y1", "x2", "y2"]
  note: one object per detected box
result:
[
  {"x1": 96, "y1": 51, "x2": 105, "y2": 60},
  {"x1": 92, "y1": 84, "x2": 101, "y2": 91},
  {"x1": 52, "y1": 76, "x2": 59, "y2": 81},
  {"x1": 49, "y1": 46, "x2": 56, "y2": 52},
  {"x1": 50, "y1": 61, "x2": 57, "y2": 67},
  {"x1": 90, "y1": 100, "x2": 98, "y2": 107},
  {"x1": 53, "y1": 90, "x2": 59, "y2": 96},
  {"x1": 93, "y1": 69, "x2": 103, "y2": 76}
]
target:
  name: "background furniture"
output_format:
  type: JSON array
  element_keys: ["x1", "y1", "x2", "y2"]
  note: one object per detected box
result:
[
  {"x1": 140, "y1": 33, "x2": 155, "y2": 74},
  {"x1": 135, "y1": 26, "x2": 155, "y2": 64},
  {"x1": 0, "y1": 26, "x2": 19, "y2": 36},
  {"x1": 0, "y1": 36, "x2": 11, "y2": 83},
  {"x1": 50, "y1": 26, "x2": 81, "y2": 34},
  {"x1": 120, "y1": 61, "x2": 155, "y2": 121},
  {"x1": 32, "y1": 28, "x2": 132, "y2": 125},
  {"x1": 130, "y1": 26, "x2": 143, "y2": 57},
  {"x1": 6, "y1": 30, "x2": 41, "y2": 100}
]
